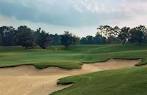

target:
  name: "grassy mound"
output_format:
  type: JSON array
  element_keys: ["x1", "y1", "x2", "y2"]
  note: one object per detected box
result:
[
  {"x1": 0, "y1": 44, "x2": 147, "y2": 69},
  {"x1": 52, "y1": 66, "x2": 147, "y2": 95}
]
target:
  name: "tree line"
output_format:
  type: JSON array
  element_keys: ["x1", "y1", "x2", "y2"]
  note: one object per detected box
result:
[
  {"x1": 0, "y1": 26, "x2": 80, "y2": 49},
  {"x1": 0, "y1": 25, "x2": 147, "y2": 49}
]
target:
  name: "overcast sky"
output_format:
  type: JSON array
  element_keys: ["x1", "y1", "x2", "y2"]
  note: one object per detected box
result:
[{"x1": 0, "y1": 0, "x2": 147, "y2": 36}]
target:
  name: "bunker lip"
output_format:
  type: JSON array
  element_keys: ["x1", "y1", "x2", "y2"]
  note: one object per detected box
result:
[
  {"x1": 82, "y1": 58, "x2": 142, "y2": 64},
  {"x1": 0, "y1": 58, "x2": 142, "y2": 70},
  {"x1": 0, "y1": 59, "x2": 141, "y2": 95}
]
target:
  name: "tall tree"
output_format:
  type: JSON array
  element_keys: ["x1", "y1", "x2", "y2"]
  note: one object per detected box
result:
[
  {"x1": 97, "y1": 25, "x2": 113, "y2": 38},
  {"x1": 97, "y1": 25, "x2": 120, "y2": 43},
  {"x1": 0, "y1": 26, "x2": 16, "y2": 46},
  {"x1": 129, "y1": 26, "x2": 145, "y2": 44},
  {"x1": 36, "y1": 30, "x2": 51, "y2": 49},
  {"x1": 118, "y1": 27, "x2": 130, "y2": 45},
  {"x1": 16, "y1": 26, "x2": 35, "y2": 49},
  {"x1": 61, "y1": 31, "x2": 73, "y2": 48}
]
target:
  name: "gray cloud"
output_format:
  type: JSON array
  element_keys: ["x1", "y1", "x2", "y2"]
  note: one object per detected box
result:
[
  {"x1": 0, "y1": 1, "x2": 94, "y2": 27},
  {"x1": 0, "y1": 0, "x2": 133, "y2": 27},
  {"x1": 0, "y1": 0, "x2": 147, "y2": 36}
]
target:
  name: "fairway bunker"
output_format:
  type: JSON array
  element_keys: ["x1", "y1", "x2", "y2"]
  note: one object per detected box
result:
[{"x1": 0, "y1": 59, "x2": 140, "y2": 95}]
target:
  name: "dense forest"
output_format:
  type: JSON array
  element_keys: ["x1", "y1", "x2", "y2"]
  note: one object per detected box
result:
[{"x1": 0, "y1": 25, "x2": 147, "y2": 49}]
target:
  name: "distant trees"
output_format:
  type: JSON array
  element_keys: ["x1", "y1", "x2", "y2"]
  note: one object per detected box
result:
[
  {"x1": 0, "y1": 25, "x2": 147, "y2": 49},
  {"x1": 97, "y1": 25, "x2": 147, "y2": 45},
  {"x1": 94, "y1": 33, "x2": 106, "y2": 44},
  {"x1": 16, "y1": 26, "x2": 35, "y2": 49},
  {"x1": 97, "y1": 25, "x2": 120, "y2": 43},
  {"x1": 80, "y1": 36, "x2": 94, "y2": 44},
  {"x1": 118, "y1": 27, "x2": 130, "y2": 45},
  {"x1": 35, "y1": 28, "x2": 51, "y2": 49},
  {"x1": 0, "y1": 26, "x2": 80, "y2": 49},
  {"x1": 50, "y1": 34, "x2": 61, "y2": 45},
  {"x1": 61, "y1": 31, "x2": 73, "y2": 48},
  {"x1": 129, "y1": 26, "x2": 146, "y2": 44},
  {"x1": 37, "y1": 32, "x2": 51, "y2": 49},
  {"x1": 72, "y1": 35, "x2": 80, "y2": 45},
  {"x1": 0, "y1": 26, "x2": 16, "y2": 46},
  {"x1": 97, "y1": 25, "x2": 114, "y2": 37},
  {"x1": 80, "y1": 33, "x2": 106, "y2": 45},
  {"x1": 118, "y1": 25, "x2": 146, "y2": 45}
]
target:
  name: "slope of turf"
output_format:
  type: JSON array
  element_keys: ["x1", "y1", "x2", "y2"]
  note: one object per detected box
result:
[
  {"x1": 1, "y1": 44, "x2": 147, "y2": 95},
  {"x1": 52, "y1": 66, "x2": 147, "y2": 95},
  {"x1": 0, "y1": 44, "x2": 147, "y2": 69}
]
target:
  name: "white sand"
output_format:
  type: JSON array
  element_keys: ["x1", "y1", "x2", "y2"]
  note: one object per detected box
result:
[{"x1": 0, "y1": 59, "x2": 140, "y2": 95}]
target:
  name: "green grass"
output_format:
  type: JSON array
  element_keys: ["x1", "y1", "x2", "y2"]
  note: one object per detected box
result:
[
  {"x1": 52, "y1": 66, "x2": 147, "y2": 95},
  {"x1": 0, "y1": 44, "x2": 147, "y2": 69},
  {"x1": 1, "y1": 44, "x2": 147, "y2": 95}
]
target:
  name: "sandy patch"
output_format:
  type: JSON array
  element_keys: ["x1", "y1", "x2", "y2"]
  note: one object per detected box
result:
[{"x1": 0, "y1": 59, "x2": 140, "y2": 95}]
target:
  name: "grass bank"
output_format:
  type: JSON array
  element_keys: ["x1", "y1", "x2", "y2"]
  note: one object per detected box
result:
[
  {"x1": 0, "y1": 44, "x2": 147, "y2": 69},
  {"x1": 52, "y1": 66, "x2": 147, "y2": 95}
]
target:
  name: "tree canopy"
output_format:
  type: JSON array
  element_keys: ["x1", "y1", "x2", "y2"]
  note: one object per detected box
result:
[{"x1": 0, "y1": 25, "x2": 147, "y2": 49}]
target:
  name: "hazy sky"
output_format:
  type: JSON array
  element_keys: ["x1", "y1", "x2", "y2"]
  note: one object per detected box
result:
[{"x1": 0, "y1": 0, "x2": 147, "y2": 36}]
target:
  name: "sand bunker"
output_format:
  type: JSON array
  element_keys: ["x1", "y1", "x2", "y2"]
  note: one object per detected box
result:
[{"x1": 0, "y1": 59, "x2": 140, "y2": 95}]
